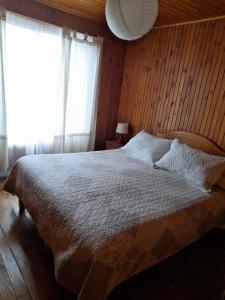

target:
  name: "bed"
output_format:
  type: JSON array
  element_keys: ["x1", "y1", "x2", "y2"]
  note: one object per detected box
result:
[{"x1": 3, "y1": 131, "x2": 225, "y2": 300}]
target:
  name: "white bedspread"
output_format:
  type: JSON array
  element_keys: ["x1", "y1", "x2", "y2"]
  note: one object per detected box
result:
[{"x1": 4, "y1": 149, "x2": 225, "y2": 300}]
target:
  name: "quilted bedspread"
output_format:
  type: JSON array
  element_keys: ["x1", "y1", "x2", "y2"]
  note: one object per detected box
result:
[{"x1": 4, "y1": 149, "x2": 225, "y2": 300}]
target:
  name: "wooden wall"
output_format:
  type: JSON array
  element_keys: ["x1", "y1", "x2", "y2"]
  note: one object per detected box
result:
[
  {"x1": 119, "y1": 18, "x2": 225, "y2": 150},
  {"x1": 0, "y1": 0, "x2": 127, "y2": 150},
  {"x1": 95, "y1": 40, "x2": 126, "y2": 149}
]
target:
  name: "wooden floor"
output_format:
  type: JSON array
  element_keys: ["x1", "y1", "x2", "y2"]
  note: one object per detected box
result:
[
  {"x1": 0, "y1": 186, "x2": 74, "y2": 300},
  {"x1": 0, "y1": 184, "x2": 224, "y2": 300}
]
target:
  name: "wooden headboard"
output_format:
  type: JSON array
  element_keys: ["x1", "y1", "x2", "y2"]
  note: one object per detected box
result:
[
  {"x1": 157, "y1": 131, "x2": 225, "y2": 189},
  {"x1": 157, "y1": 131, "x2": 225, "y2": 156}
]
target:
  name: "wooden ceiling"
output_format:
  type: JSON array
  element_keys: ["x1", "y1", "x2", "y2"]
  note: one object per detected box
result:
[
  {"x1": 36, "y1": 0, "x2": 225, "y2": 26},
  {"x1": 36, "y1": 0, "x2": 105, "y2": 22}
]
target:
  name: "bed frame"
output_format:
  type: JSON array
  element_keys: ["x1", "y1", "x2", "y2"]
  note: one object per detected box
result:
[
  {"x1": 19, "y1": 198, "x2": 25, "y2": 214},
  {"x1": 157, "y1": 131, "x2": 225, "y2": 156}
]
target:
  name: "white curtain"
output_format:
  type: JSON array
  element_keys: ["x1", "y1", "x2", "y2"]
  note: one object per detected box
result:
[
  {"x1": 0, "y1": 11, "x2": 102, "y2": 172},
  {"x1": 0, "y1": 10, "x2": 7, "y2": 174}
]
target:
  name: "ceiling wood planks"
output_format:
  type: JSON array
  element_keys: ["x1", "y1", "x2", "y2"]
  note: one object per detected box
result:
[
  {"x1": 35, "y1": 0, "x2": 106, "y2": 22},
  {"x1": 36, "y1": 0, "x2": 225, "y2": 26}
]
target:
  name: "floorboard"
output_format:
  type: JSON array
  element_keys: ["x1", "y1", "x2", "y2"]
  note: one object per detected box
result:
[
  {"x1": 0, "y1": 227, "x2": 32, "y2": 300},
  {"x1": 0, "y1": 189, "x2": 74, "y2": 300},
  {"x1": 0, "y1": 187, "x2": 224, "y2": 300},
  {"x1": 0, "y1": 254, "x2": 17, "y2": 300}
]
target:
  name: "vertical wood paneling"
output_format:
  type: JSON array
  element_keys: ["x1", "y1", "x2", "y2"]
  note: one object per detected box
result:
[
  {"x1": 95, "y1": 40, "x2": 126, "y2": 150},
  {"x1": 119, "y1": 18, "x2": 225, "y2": 150}
]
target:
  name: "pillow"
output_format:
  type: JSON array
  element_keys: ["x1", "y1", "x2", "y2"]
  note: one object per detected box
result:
[
  {"x1": 123, "y1": 131, "x2": 171, "y2": 165},
  {"x1": 155, "y1": 139, "x2": 225, "y2": 191}
]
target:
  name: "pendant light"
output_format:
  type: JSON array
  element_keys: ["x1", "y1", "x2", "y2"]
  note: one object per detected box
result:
[{"x1": 105, "y1": 0, "x2": 158, "y2": 41}]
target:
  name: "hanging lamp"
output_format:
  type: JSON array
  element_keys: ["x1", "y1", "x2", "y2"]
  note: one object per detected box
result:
[{"x1": 105, "y1": 0, "x2": 158, "y2": 41}]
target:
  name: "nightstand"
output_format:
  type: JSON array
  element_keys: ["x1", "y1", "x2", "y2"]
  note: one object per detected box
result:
[{"x1": 105, "y1": 140, "x2": 122, "y2": 150}]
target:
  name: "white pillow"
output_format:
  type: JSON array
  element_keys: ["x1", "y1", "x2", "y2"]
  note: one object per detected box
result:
[
  {"x1": 155, "y1": 139, "x2": 225, "y2": 191},
  {"x1": 123, "y1": 131, "x2": 171, "y2": 165}
]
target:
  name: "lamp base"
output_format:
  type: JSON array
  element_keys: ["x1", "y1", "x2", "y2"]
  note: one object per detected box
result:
[{"x1": 117, "y1": 134, "x2": 125, "y2": 145}]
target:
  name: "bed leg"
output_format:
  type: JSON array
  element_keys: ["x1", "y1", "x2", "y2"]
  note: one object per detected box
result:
[{"x1": 19, "y1": 199, "x2": 25, "y2": 214}]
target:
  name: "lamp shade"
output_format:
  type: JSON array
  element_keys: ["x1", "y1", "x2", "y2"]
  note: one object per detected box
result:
[
  {"x1": 116, "y1": 122, "x2": 128, "y2": 134},
  {"x1": 105, "y1": 0, "x2": 158, "y2": 41}
]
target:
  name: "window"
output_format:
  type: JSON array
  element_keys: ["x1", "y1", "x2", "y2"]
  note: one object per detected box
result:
[{"x1": 0, "y1": 11, "x2": 102, "y2": 171}]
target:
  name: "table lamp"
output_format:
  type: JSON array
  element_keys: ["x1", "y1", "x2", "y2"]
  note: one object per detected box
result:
[{"x1": 116, "y1": 122, "x2": 128, "y2": 144}]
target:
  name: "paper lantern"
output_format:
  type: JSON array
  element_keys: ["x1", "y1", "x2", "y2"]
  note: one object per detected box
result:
[{"x1": 105, "y1": 0, "x2": 158, "y2": 41}]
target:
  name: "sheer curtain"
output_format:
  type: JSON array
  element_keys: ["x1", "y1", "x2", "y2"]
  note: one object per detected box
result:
[
  {"x1": 0, "y1": 10, "x2": 102, "y2": 172},
  {"x1": 64, "y1": 32, "x2": 102, "y2": 152},
  {"x1": 0, "y1": 10, "x2": 7, "y2": 174}
]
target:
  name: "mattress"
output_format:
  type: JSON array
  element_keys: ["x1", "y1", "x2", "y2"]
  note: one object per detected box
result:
[{"x1": 4, "y1": 149, "x2": 225, "y2": 300}]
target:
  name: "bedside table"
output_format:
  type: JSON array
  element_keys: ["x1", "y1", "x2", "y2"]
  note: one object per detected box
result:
[{"x1": 105, "y1": 140, "x2": 123, "y2": 150}]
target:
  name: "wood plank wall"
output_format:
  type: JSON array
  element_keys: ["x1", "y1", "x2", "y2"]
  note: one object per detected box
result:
[
  {"x1": 95, "y1": 40, "x2": 126, "y2": 149},
  {"x1": 0, "y1": 0, "x2": 127, "y2": 150},
  {"x1": 119, "y1": 18, "x2": 225, "y2": 150}
]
